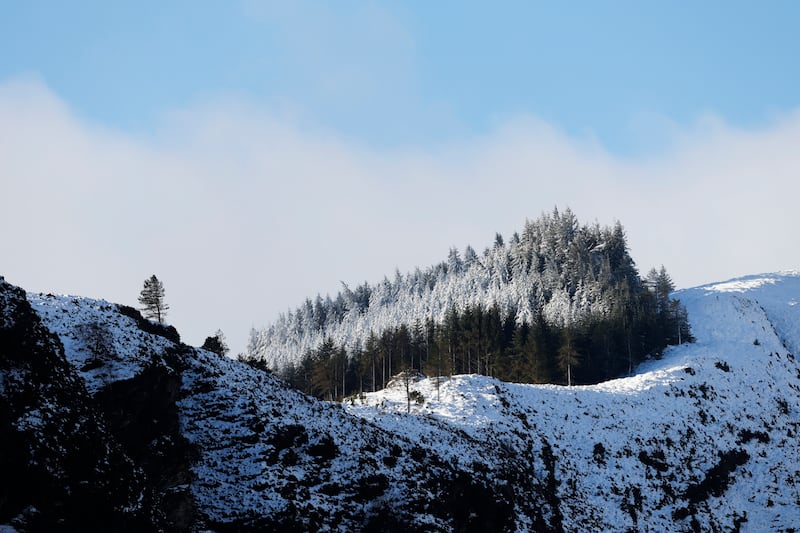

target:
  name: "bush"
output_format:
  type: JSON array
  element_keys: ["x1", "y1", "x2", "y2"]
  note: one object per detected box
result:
[
  {"x1": 409, "y1": 390, "x2": 425, "y2": 405},
  {"x1": 117, "y1": 305, "x2": 180, "y2": 344}
]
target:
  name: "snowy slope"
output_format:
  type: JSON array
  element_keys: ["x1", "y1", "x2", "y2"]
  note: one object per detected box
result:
[
  {"x1": 1, "y1": 280, "x2": 175, "y2": 531},
  {"x1": 27, "y1": 293, "x2": 176, "y2": 393},
  {"x1": 12, "y1": 270, "x2": 800, "y2": 531},
  {"x1": 346, "y1": 271, "x2": 800, "y2": 531},
  {"x1": 24, "y1": 287, "x2": 542, "y2": 531}
]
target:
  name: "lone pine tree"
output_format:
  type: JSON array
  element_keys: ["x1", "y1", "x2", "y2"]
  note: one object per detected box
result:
[{"x1": 138, "y1": 275, "x2": 168, "y2": 323}]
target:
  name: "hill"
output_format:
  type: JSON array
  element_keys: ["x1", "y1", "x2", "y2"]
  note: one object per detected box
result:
[
  {"x1": 0, "y1": 276, "x2": 542, "y2": 531},
  {"x1": 245, "y1": 209, "x2": 691, "y2": 397},
  {"x1": 1, "y1": 270, "x2": 798, "y2": 531},
  {"x1": 346, "y1": 270, "x2": 800, "y2": 531}
]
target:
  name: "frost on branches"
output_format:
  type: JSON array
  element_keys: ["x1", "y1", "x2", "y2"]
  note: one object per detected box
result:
[{"x1": 246, "y1": 209, "x2": 692, "y2": 397}]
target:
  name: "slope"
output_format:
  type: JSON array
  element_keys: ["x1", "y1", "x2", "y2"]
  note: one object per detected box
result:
[
  {"x1": 17, "y1": 279, "x2": 550, "y2": 531},
  {"x1": 4, "y1": 270, "x2": 798, "y2": 531},
  {"x1": 346, "y1": 271, "x2": 800, "y2": 531}
]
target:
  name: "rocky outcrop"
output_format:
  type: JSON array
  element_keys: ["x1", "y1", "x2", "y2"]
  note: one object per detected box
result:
[
  {"x1": 0, "y1": 278, "x2": 157, "y2": 531},
  {"x1": 0, "y1": 278, "x2": 195, "y2": 531},
  {"x1": 93, "y1": 349, "x2": 197, "y2": 531}
]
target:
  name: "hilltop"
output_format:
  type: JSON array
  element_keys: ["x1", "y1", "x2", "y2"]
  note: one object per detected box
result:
[{"x1": 245, "y1": 209, "x2": 691, "y2": 399}]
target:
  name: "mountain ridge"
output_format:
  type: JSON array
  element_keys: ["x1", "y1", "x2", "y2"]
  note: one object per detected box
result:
[{"x1": 1, "y1": 270, "x2": 798, "y2": 531}]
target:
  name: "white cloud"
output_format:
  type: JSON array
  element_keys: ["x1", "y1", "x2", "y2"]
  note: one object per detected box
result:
[{"x1": 2, "y1": 77, "x2": 799, "y2": 354}]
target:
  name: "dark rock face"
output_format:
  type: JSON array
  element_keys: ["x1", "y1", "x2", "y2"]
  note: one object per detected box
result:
[
  {"x1": 117, "y1": 304, "x2": 181, "y2": 344},
  {"x1": 0, "y1": 279, "x2": 156, "y2": 531},
  {"x1": 0, "y1": 279, "x2": 195, "y2": 531},
  {"x1": 93, "y1": 353, "x2": 197, "y2": 531}
]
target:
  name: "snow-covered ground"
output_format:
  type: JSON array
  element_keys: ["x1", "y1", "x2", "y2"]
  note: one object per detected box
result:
[
  {"x1": 20, "y1": 270, "x2": 800, "y2": 531},
  {"x1": 346, "y1": 270, "x2": 800, "y2": 531},
  {"x1": 27, "y1": 293, "x2": 175, "y2": 393},
  {"x1": 25, "y1": 286, "x2": 534, "y2": 530}
]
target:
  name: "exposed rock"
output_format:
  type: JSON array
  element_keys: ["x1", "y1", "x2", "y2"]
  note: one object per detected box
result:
[{"x1": 0, "y1": 279, "x2": 157, "y2": 531}]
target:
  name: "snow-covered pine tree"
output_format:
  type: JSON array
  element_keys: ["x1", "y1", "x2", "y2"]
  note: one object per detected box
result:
[{"x1": 248, "y1": 209, "x2": 692, "y2": 397}]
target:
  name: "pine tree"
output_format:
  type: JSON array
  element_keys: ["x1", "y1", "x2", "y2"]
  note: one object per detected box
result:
[
  {"x1": 258, "y1": 209, "x2": 694, "y2": 391},
  {"x1": 557, "y1": 329, "x2": 581, "y2": 386},
  {"x1": 138, "y1": 275, "x2": 168, "y2": 323},
  {"x1": 311, "y1": 338, "x2": 337, "y2": 400},
  {"x1": 645, "y1": 265, "x2": 675, "y2": 313}
]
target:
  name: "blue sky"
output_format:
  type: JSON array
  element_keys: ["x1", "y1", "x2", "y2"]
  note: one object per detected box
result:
[
  {"x1": 2, "y1": 2, "x2": 800, "y2": 353},
  {"x1": 4, "y1": 1, "x2": 798, "y2": 153}
]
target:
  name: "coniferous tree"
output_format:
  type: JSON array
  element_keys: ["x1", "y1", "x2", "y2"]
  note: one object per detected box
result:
[
  {"x1": 138, "y1": 275, "x2": 168, "y2": 323},
  {"x1": 557, "y1": 329, "x2": 581, "y2": 386},
  {"x1": 505, "y1": 321, "x2": 530, "y2": 381},
  {"x1": 362, "y1": 332, "x2": 379, "y2": 392},
  {"x1": 311, "y1": 338, "x2": 338, "y2": 400},
  {"x1": 256, "y1": 210, "x2": 694, "y2": 398},
  {"x1": 202, "y1": 329, "x2": 229, "y2": 357}
]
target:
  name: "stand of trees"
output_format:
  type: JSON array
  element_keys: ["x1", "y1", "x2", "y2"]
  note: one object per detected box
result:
[
  {"x1": 244, "y1": 209, "x2": 693, "y2": 400},
  {"x1": 275, "y1": 284, "x2": 692, "y2": 400}
]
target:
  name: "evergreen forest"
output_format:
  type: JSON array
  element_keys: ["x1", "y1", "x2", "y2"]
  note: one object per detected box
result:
[{"x1": 242, "y1": 209, "x2": 692, "y2": 400}]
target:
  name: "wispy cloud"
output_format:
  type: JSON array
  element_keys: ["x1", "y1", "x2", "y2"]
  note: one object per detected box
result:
[
  {"x1": 2, "y1": 77, "x2": 799, "y2": 353},
  {"x1": 239, "y1": 0, "x2": 432, "y2": 146}
]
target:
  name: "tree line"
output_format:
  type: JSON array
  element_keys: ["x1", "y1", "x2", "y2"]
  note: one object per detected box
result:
[
  {"x1": 242, "y1": 252, "x2": 692, "y2": 400},
  {"x1": 246, "y1": 209, "x2": 692, "y2": 377}
]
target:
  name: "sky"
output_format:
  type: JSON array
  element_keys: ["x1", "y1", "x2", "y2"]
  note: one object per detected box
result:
[{"x1": 2, "y1": 1, "x2": 799, "y2": 355}]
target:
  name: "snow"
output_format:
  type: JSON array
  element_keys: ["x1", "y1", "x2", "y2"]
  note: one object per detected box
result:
[
  {"x1": 346, "y1": 270, "x2": 800, "y2": 531},
  {"x1": 176, "y1": 347, "x2": 497, "y2": 528},
  {"x1": 703, "y1": 277, "x2": 778, "y2": 293},
  {"x1": 27, "y1": 293, "x2": 173, "y2": 393},
  {"x1": 21, "y1": 270, "x2": 800, "y2": 531}
]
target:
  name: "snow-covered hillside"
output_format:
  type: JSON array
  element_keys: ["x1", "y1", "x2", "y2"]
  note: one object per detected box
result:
[
  {"x1": 12, "y1": 279, "x2": 543, "y2": 531},
  {"x1": 346, "y1": 271, "x2": 800, "y2": 531},
  {"x1": 3, "y1": 270, "x2": 798, "y2": 531}
]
